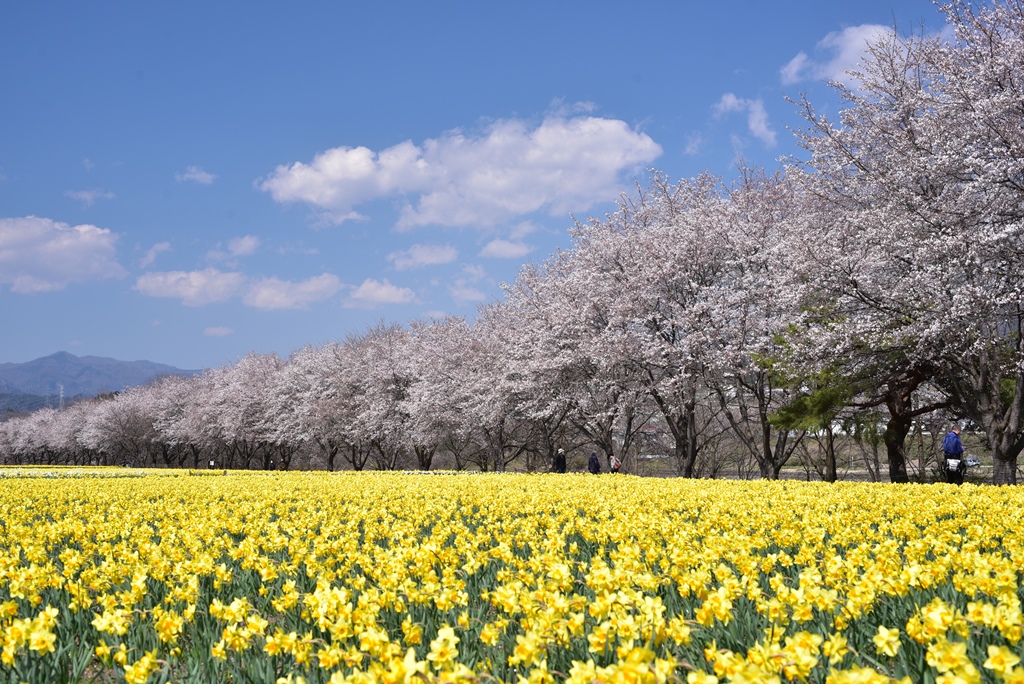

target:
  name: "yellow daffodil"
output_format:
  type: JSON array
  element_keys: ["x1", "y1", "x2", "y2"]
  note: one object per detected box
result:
[{"x1": 872, "y1": 625, "x2": 902, "y2": 658}]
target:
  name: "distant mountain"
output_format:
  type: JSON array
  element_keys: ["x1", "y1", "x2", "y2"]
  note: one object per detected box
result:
[
  {"x1": 0, "y1": 352, "x2": 201, "y2": 408},
  {"x1": 0, "y1": 392, "x2": 66, "y2": 416}
]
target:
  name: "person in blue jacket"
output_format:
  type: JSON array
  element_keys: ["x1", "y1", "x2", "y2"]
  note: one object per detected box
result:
[
  {"x1": 588, "y1": 452, "x2": 601, "y2": 474},
  {"x1": 942, "y1": 425, "x2": 966, "y2": 485}
]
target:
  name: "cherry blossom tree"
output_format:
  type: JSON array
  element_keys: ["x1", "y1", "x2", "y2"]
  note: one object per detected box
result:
[
  {"x1": 404, "y1": 317, "x2": 481, "y2": 470},
  {"x1": 336, "y1": 323, "x2": 417, "y2": 471},
  {"x1": 407, "y1": 313, "x2": 532, "y2": 472},
  {"x1": 0, "y1": 419, "x2": 16, "y2": 464},
  {"x1": 695, "y1": 169, "x2": 811, "y2": 479},
  {"x1": 791, "y1": 0, "x2": 1024, "y2": 483},
  {"x1": 48, "y1": 402, "x2": 93, "y2": 465},
  {"x1": 152, "y1": 370, "x2": 224, "y2": 468},
  {"x1": 143, "y1": 381, "x2": 202, "y2": 468},
  {"x1": 203, "y1": 353, "x2": 285, "y2": 469},
  {"x1": 78, "y1": 388, "x2": 161, "y2": 466},
  {"x1": 281, "y1": 344, "x2": 350, "y2": 471},
  {"x1": 0, "y1": 400, "x2": 100, "y2": 466},
  {"x1": 9, "y1": 409, "x2": 62, "y2": 464},
  {"x1": 561, "y1": 170, "x2": 803, "y2": 477},
  {"x1": 498, "y1": 252, "x2": 650, "y2": 473},
  {"x1": 594, "y1": 176, "x2": 720, "y2": 477},
  {"x1": 469, "y1": 307, "x2": 542, "y2": 471}
]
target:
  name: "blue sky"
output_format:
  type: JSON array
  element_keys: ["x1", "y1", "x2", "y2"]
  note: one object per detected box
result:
[{"x1": 0, "y1": 1, "x2": 947, "y2": 371}]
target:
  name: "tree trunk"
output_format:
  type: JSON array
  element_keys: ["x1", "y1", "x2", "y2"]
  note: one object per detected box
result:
[
  {"x1": 883, "y1": 413, "x2": 911, "y2": 484},
  {"x1": 414, "y1": 445, "x2": 435, "y2": 470},
  {"x1": 823, "y1": 427, "x2": 837, "y2": 483},
  {"x1": 991, "y1": 411, "x2": 1024, "y2": 485},
  {"x1": 649, "y1": 387, "x2": 698, "y2": 477},
  {"x1": 672, "y1": 403, "x2": 700, "y2": 479},
  {"x1": 992, "y1": 455, "x2": 1016, "y2": 486}
]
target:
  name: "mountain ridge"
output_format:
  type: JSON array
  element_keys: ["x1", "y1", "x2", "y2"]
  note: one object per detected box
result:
[{"x1": 0, "y1": 352, "x2": 201, "y2": 412}]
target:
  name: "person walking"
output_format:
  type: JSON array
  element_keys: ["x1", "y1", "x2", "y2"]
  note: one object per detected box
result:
[
  {"x1": 553, "y1": 448, "x2": 567, "y2": 474},
  {"x1": 588, "y1": 452, "x2": 601, "y2": 474},
  {"x1": 942, "y1": 425, "x2": 966, "y2": 485}
]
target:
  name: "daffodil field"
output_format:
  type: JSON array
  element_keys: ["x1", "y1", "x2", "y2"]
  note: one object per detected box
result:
[{"x1": 1, "y1": 470, "x2": 1024, "y2": 683}]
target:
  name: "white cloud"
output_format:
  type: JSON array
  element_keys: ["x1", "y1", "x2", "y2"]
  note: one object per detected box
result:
[
  {"x1": 133, "y1": 268, "x2": 247, "y2": 306},
  {"x1": 258, "y1": 111, "x2": 662, "y2": 228},
  {"x1": 176, "y1": 165, "x2": 217, "y2": 185},
  {"x1": 781, "y1": 24, "x2": 894, "y2": 87},
  {"x1": 714, "y1": 94, "x2": 777, "y2": 148},
  {"x1": 243, "y1": 273, "x2": 343, "y2": 310},
  {"x1": 0, "y1": 216, "x2": 125, "y2": 293},
  {"x1": 479, "y1": 238, "x2": 532, "y2": 259},
  {"x1": 204, "y1": 326, "x2": 233, "y2": 337},
  {"x1": 135, "y1": 268, "x2": 342, "y2": 310},
  {"x1": 65, "y1": 189, "x2": 115, "y2": 206},
  {"x1": 207, "y1": 235, "x2": 262, "y2": 262},
  {"x1": 780, "y1": 52, "x2": 811, "y2": 86},
  {"x1": 140, "y1": 241, "x2": 171, "y2": 268},
  {"x1": 387, "y1": 243, "x2": 458, "y2": 271},
  {"x1": 345, "y1": 278, "x2": 416, "y2": 307}
]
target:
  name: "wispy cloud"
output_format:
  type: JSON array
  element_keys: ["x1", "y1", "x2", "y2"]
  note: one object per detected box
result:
[
  {"x1": 713, "y1": 94, "x2": 777, "y2": 148},
  {"x1": 0, "y1": 216, "x2": 125, "y2": 293},
  {"x1": 509, "y1": 221, "x2": 538, "y2": 240},
  {"x1": 227, "y1": 235, "x2": 260, "y2": 256},
  {"x1": 65, "y1": 189, "x2": 115, "y2": 207},
  {"x1": 175, "y1": 165, "x2": 217, "y2": 185},
  {"x1": 258, "y1": 110, "x2": 662, "y2": 228},
  {"x1": 684, "y1": 133, "x2": 703, "y2": 156},
  {"x1": 276, "y1": 244, "x2": 319, "y2": 256},
  {"x1": 140, "y1": 241, "x2": 171, "y2": 268},
  {"x1": 446, "y1": 263, "x2": 488, "y2": 305},
  {"x1": 781, "y1": 24, "x2": 893, "y2": 87},
  {"x1": 203, "y1": 326, "x2": 233, "y2": 337},
  {"x1": 462, "y1": 264, "x2": 485, "y2": 280},
  {"x1": 387, "y1": 243, "x2": 458, "y2": 271}
]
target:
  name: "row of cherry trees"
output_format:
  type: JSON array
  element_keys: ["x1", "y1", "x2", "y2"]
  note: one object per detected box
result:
[
  {"x1": 1, "y1": 0, "x2": 1022, "y2": 482},
  {"x1": 0, "y1": 311, "x2": 894, "y2": 479}
]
